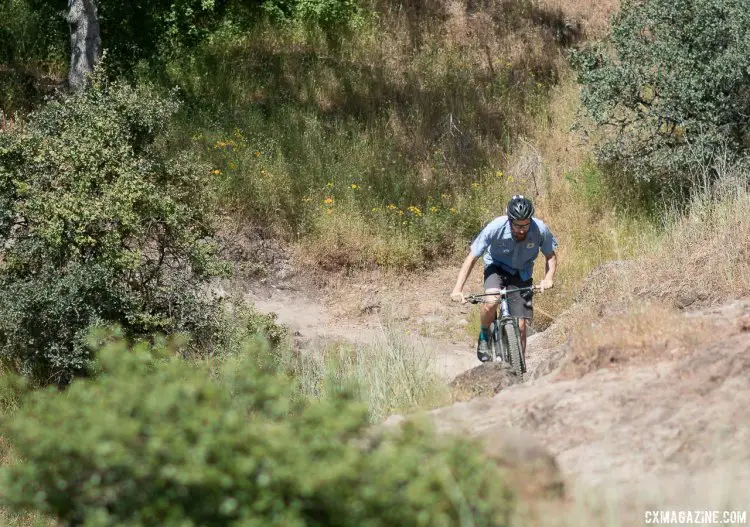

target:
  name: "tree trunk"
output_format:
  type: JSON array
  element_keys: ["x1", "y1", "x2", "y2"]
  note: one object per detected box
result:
[{"x1": 66, "y1": 0, "x2": 101, "y2": 91}]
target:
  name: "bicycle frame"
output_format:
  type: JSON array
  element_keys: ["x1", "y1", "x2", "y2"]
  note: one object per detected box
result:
[{"x1": 466, "y1": 286, "x2": 538, "y2": 372}]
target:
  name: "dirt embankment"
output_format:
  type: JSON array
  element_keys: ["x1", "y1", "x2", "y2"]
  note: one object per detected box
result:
[{"x1": 427, "y1": 299, "x2": 750, "y2": 521}]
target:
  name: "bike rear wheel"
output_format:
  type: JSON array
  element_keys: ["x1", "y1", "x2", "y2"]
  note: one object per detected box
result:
[{"x1": 502, "y1": 320, "x2": 525, "y2": 375}]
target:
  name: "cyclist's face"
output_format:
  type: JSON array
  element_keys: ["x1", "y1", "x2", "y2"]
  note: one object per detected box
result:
[{"x1": 510, "y1": 219, "x2": 531, "y2": 240}]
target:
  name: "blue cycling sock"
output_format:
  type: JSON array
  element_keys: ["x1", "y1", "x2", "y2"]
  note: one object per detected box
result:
[{"x1": 479, "y1": 325, "x2": 490, "y2": 341}]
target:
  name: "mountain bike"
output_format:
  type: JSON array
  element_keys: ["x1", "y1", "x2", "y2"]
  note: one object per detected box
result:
[{"x1": 465, "y1": 285, "x2": 542, "y2": 375}]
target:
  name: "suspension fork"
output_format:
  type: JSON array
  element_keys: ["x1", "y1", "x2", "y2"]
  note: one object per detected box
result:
[{"x1": 498, "y1": 296, "x2": 511, "y2": 321}]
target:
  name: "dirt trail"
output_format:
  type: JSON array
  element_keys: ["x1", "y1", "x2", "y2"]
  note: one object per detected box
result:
[
  {"x1": 251, "y1": 281, "x2": 750, "y2": 522},
  {"x1": 249, "y1": 285, "x2": 478, "y2": 379}
]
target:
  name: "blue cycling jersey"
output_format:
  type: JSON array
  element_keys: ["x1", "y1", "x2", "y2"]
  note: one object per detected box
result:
[{"x1": 470, "y1": 216, "x2": 558, "y2": 281}]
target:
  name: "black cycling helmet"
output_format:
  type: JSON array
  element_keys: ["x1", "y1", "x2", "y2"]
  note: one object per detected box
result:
[{"x1": 506, "y1": 195, "x2": 534, "y2": 220}]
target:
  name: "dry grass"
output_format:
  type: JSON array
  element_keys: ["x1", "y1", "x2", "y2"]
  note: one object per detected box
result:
[
  {"x1": 185, "y1": 0, "x2": 602, "y2": 272},
  {"x1": 296, "y1": 207, "x2": 423, "y2": 272},
  {"x1": 536, "y1": 0, "x2": 620, "y2": 38},
  {"x1": 288, "y1": 316, "x2": 450, "y2": 422},
  {"x1": 537, "y1": 168, "x2": 750, "y2": 377},
  {"x1": 636, "y1": 181, "x2": 750, "y2": 307},
  {"x1": 559, "y1": 302, "x2": 710, "y2": 377},
  {"x1": 590, "y1": 173, "x2": 750, "y2": 309}
]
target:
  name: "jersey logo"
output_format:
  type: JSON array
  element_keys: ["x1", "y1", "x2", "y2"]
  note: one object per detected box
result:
[{"x1": 526, "y1": 242, "x2": 535, "y2": 249}]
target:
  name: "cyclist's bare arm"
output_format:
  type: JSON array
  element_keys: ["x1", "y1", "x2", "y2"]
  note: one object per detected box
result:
[
  {"x1": 451, "y1": 252, "x2": 478, "y2": 302},
  {"x1": 540, "y1": 251, "x2": 557, "y2": 291}
]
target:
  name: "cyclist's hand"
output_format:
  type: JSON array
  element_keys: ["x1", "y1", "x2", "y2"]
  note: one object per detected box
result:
[
  {"x1": 538, "y1": 278, "x2": 554, "y2": 292},
  {"x1": 450, "y1": 291, "x2": 466, "y2": 304}
]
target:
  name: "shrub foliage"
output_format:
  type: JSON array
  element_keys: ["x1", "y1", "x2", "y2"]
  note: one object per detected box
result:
[
  {"x1": 572, "y1": 0, "x2": 750, "y2": 189},
  {"x1": 1, "y1": 337, "x2": 515, "y2": 526},
  {"x1": 0, "y1": 78, "x2": 225, "y2": 384}
]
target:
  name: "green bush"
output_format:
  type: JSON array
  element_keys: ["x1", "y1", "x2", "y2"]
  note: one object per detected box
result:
[
  {"x1": 0, "y1": 77, "x2": 227, "y2": 384},
  {"x1": 572, "y1": 0, "x2": 750, "y2": 192},
  {"x1": 1, "y1": 337, "x2": 515, "y2": 526},
  {"x1": 262, "y1": 0, "x2": 363, "y2": 30}
]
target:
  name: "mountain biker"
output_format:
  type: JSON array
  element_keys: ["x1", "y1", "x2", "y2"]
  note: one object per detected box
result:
[{"x1": 450, "y1": 195, "x2": 558, "y2": 362}]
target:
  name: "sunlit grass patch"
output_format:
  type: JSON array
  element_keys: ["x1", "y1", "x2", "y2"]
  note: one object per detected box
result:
[{"x1": 288, "y1": 320, "x2": 450, "y2": 422}]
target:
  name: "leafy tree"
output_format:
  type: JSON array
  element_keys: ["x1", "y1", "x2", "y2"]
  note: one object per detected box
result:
[
  {"x1": 571, "y1": 0, "x2": 750, "y2": 191},
  {"x1": 1, "y1": 336, "x2": 516, "y2": 526},
  {"x1": 3, "y1": 0, "x2": 361, "y2": 90},
  {"x1": 0, "y1": 77, "x2": 226, "y2": 384}
]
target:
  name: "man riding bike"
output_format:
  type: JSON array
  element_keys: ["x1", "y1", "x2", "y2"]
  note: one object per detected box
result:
[{"x1": 450, "y1": 195, "x2": 558, "y2": 362}]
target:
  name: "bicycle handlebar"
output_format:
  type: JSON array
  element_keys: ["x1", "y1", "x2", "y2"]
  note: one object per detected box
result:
[{"x1": 464, "y1": 285, "x2": 542, "y2": 304}]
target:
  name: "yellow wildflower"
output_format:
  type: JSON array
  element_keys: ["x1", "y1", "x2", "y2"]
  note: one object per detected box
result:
[
  {"x1": 351, "y1": 184, "x2": 359, "y2": 189},
  {"x1": 429, "y1": 206, "x2": 438, "y2": 213},
  {"x1": 324, "y1": 197, "x2": 334, "y2": 205},
  {"x1": 495, "y1": 171, "x2": 504, "y2": 178},
  {"x1": 387, "y1": 204, "x2": 398, "y2": 210},
  {"x1": 449, "y1": 207, "x2": 457, "y2": 214},
  {"x1": 371, "y1": 207, "x2": 379, "y2": 212},
  {"x1": 326, "y1": 181, "x2": 333, "y2": 188},
  {"x1": 471, "y1": 182, "x2": 480, "y2": 189},
  {"x1": 211, "y1": 169, "x2": 221, "y2": 175},
  {"x1": 254, "y1": 151, "x2": 261, "y2": 157}
]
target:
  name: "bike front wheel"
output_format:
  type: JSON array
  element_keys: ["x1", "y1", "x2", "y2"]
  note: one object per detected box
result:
[{"x1": 501, "y1": 320, "x2": 525, "y2": 375}]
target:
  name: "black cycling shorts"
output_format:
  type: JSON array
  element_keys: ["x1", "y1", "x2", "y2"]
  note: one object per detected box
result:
[{"x1": 483, "y1": 264, "x2": 533, "y2": 319}]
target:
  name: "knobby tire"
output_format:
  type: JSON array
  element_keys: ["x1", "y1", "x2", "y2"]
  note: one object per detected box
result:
[{"x1": 502, "y1": 321, "x2": 524, "y2": 375}]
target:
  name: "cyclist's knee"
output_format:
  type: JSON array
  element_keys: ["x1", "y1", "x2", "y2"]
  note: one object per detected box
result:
[
  {"x1": 483, "y1": 287, "x2": 501, "y2": 305},
  {"x1": 479, "y1": 303, "x2": 496, "y2": 317}
]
